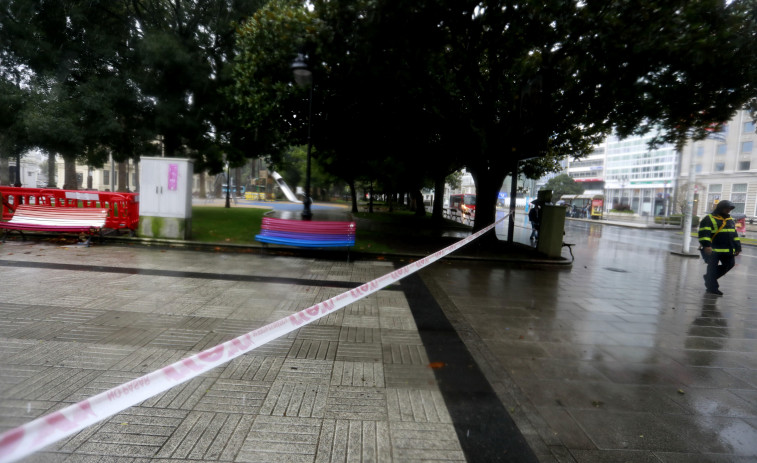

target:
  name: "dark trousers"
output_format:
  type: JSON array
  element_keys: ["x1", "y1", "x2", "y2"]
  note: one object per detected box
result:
[{"x1": 704, "y1": 251, "x2": 735, "y2": 291}]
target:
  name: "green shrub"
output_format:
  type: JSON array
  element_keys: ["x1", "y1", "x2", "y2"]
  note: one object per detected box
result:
[{"x1": 654, "y1": 214, "x2": 699, "y2": 227}]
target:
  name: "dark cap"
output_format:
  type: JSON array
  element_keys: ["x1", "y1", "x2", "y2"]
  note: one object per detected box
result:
[{"x1": 715, "y1": 200, "x2": 735, "y2": 211}]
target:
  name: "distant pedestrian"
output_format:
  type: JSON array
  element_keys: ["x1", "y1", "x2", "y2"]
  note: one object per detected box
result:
[
  {"x1": 529, "y1": 202, "x2": 540, "y2": 240},
  {"x1": 699, "y1": 200, "x2": 741, "y2": 296}
]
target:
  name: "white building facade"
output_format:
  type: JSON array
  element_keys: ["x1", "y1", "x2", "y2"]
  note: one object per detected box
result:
[
  {"x1": 678, "y1": 110, "x2": 757, "y2": 218},
  {"x1": 561, "y1": 111, "x2": 757, "y2": 218},
  {"x1": 603, "y1": 133, "x2": 677, "y2": 216}
]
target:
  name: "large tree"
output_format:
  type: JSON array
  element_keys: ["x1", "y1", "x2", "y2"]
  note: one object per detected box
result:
[
  {"x1": 130, "y1": 0, "x2": 265, "y2": 169},
  {"x1": 1, "y1": 0, "x2": 266, "y2": 190},
  {"x1": 543, "y1": 174, "x2": 584, "y2": 201},
  {"x1": 0, "y1": 0, "x2": 154, "y2": 188},
  {"x1": 423, "y1": 0, "x2": 757, "y2": 233},
  {"x1": 232, "y1": 0, "x2": 468, "y2": 214},
  {"x1": 233, "y1": 0, "x2": 757, "y2": 235}
]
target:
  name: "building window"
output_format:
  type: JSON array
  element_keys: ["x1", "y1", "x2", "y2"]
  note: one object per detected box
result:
[
  {"x1": 714, "y1": 162, "x2": 725, "y2": 172},
  {"x1": 707, "y1": 184, "x2": 722, "y2": 211},
  {"x1": 732, "y1": 184, "x2": 747, "y2": 214},
  {"x1": 103, "y1": 170, "x2": 109, "y2": 185},
  {"x1": 742, "y1": 141, "x2": 753, "y2": 154},
  {"x1": 744, "y1": 121, "x2": 755, "y2": 133},
  {"x1": 695, "y1": 164, "x2": 703, "y2": 173},
  {"x1": 738, "y1": 161, "x2": 751, "y2": 171},
  {"x1": 696, "y1": 146, "x2": 704, "y2": 156},
  {"x1": 717, "y1": 144, "x2": 727, "y2": 155}
]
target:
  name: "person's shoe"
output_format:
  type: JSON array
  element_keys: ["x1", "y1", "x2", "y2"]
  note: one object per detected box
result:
[{"x1": 706, "y1": 288, "x2": 724, "y2": 296}]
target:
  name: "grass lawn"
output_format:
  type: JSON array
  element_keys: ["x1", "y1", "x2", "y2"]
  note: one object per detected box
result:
[
  {"x1": 189, "y1": 205, "x2": 465, "y2": 254},
  {"x1": 191, "y1": 206, "x2": 268, "y2": 244}
]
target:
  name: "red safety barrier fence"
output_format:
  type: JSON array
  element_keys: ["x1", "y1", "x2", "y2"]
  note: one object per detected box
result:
[{"x1": 0, "y1": 187, "x2": 139, "y2": 232}]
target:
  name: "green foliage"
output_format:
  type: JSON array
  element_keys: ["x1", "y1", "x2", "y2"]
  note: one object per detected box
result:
[
  {"x1": 520, "y1": 156, "x2": 570, "y2": 180},
  {"x1": 0, "y1": 77, "x2": 31, "y2": 158},
  {"x1": 543, "y1": 174, "x2": 585, "y2": 200},
  {"x1": 4, "y1": 0, "x2": 757, "y2": 220},
  {"x1": 233, "y1": 0, "x2": 757, "y2": 232},
  {"x1": 445, "y1": 172, "x2": 463, "y2": 190},
  {"x1": 656, "y1": 214, "x2": 700, "y2": 227},
  {"x1": 0, "y1": 0, "x2": 266, "y2": 177},
  {"x1": 231, "y1": 0, "x2": 321, "y2": 161}
]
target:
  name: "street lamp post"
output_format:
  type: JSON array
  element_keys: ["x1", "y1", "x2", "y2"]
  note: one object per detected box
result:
[{"x1": 291, "y1": 53, "x2": 313, "y2": 219}]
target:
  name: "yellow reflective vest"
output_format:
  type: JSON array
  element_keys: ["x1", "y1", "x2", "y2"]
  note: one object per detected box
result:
[{"x1": 698, "y1": 214, "x2": 741, "y2": 254}]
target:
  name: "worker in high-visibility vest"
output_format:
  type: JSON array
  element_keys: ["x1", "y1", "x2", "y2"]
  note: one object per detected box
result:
[{"x1": 698, "y1": 200, "x2": 741, "y2": 296}]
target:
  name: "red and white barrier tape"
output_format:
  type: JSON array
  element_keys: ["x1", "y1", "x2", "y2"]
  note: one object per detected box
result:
[{"x1": 0, "y1": 216, "x2": 505, "y2": 463}]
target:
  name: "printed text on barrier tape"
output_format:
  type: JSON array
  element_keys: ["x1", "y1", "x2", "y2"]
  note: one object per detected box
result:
[{"x1": 0, "y1": 216, "x2": 506, "y2": 463}]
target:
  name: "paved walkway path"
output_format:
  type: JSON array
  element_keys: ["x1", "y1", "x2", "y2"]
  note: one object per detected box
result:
[
  {"x1": 421, "y1": 221, "x2": 757, "y2": 462},
  {"x1": 1, "y1": 217, "x2": 756, "y2": 462},
  {"x1": 1, "y1": 241, "x2": 532, "y2": 462}
]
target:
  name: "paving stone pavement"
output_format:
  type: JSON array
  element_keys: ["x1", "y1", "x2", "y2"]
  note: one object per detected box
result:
[
  {"x1": 423, "y1": 220, "x2": 757, "y2": 462},
  {"x1": 2, "y1": 216, "x2": 757, "y2": 462},
  {"x1": 0, "y1": 241, "x2": 478, "y2": 463}
]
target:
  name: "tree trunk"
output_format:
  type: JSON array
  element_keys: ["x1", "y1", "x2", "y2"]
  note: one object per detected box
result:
[
  {"x1": 412, "y1": 189, "x2": 425, "y2": 217},
  {"x1": 432, "y1": 173, "x2": 445, "y2": 222},
  {"x1": 348, "y1": 180, "x2": 358, "y2": 213},
  {"x1": 63, "y1": 156, "x2": 77, "y2": 190},
  {"x1": 117, "y1": 161, "x2": 127, "y2": 192},
  {"x1": 368, "y1": 182, "x2": 374, "y2": 213},
  {"x1": 199, "y1": 171, "x2": 207, "y2": 198},
  {"x1": 234, "y1": 168, "x2": 242, "y2": 196},
  {"x1": 0, "y1": 156, "x2": 9, "y2": 185},
  {"x1": 469, "y1": 167, "x2": 507, "y2": 237},
  {"x1": 47, "y1": 152, "x2": 56, "y2": 188}
]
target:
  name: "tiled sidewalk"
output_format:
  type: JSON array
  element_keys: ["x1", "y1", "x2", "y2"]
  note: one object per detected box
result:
[
  {"x1": 422, "y1": 223, "x2": 757, "y2": 462},
  {"x1": 0, "y1": 242, "x2": 481, "y2": 462}
]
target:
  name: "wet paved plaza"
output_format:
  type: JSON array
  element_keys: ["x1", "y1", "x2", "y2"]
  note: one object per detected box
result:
[{"x1": 1, "y1": 217, "x2": 756, "y2": 462}]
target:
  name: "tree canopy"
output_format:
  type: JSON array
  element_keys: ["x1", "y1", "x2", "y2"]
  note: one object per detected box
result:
[
  {"x1": 543, "y1": 174, "x2": 585, "y2": 200},
  {"x1": 0, "y1": 0, "x2": 265, "y2": 188},
  {"x1": 3, "y1": 0, "x2": 756, "y2": 227},
  {"x1": 232, "y1": 0, "x2": 757, "y2": 231}
]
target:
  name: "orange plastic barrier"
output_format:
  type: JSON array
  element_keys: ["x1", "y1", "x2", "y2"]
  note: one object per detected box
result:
[{"x1": 0, "y1": 187, "x2": 139, "y2": 232}]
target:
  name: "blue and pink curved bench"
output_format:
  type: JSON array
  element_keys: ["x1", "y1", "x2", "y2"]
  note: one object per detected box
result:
[{"x1": 255, "y1": 217, "x2": 356, "y2": 257}]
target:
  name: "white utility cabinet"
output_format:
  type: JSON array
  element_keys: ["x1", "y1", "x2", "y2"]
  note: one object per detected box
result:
[{"x1": 139, "y1": 157, "x2": 193, "y2": 239}]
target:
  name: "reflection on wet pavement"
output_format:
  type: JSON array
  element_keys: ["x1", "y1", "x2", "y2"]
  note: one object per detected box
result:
[{"x1": 424, "y1": 218, "x2": 757, "y2": 460}]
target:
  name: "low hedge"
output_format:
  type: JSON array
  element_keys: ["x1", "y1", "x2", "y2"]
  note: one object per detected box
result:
[{"x1": 654, "y1": 214, "x2": 699, "y2": 227}]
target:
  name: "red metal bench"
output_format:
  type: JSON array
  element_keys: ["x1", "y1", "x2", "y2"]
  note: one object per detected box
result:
[{"x1": 0, "y1": 205, "x2": 109, "y2": 246}]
